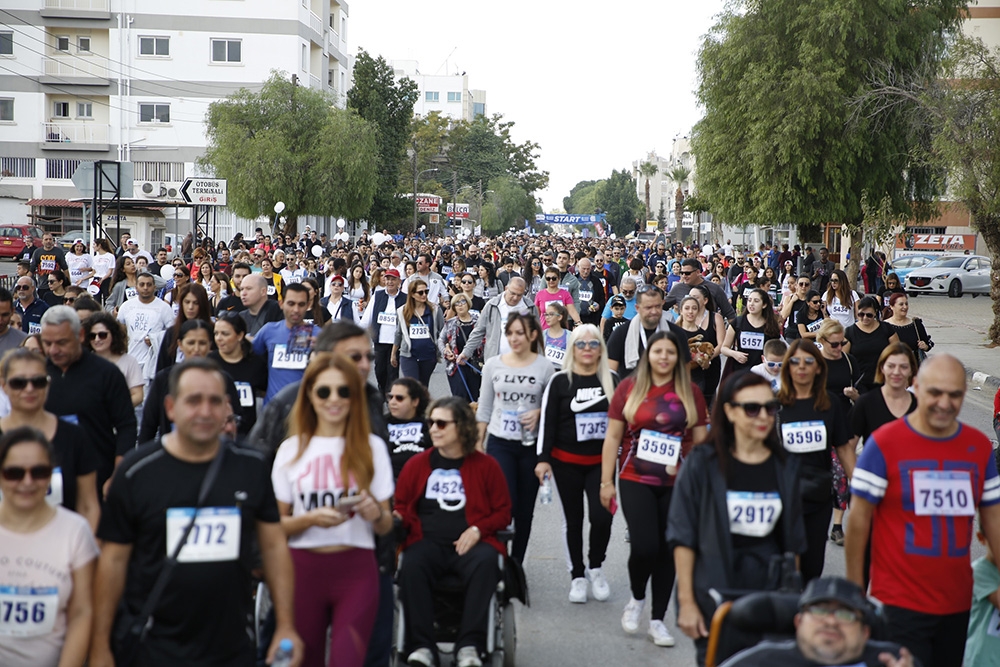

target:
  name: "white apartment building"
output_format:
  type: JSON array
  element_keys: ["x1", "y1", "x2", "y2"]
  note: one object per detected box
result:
[
  {"x1": 391, "y1": 60, "x2": 486, "y2": 122},
  {"x1": 0, "y1": 0, "x2": 350, "y2": 250},
  {"x1": 631, "y1": 135, "x2": 694, "y2": 229}
]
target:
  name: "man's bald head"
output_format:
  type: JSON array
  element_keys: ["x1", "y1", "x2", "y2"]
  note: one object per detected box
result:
[
  {"x1": 240, "y1": 273, "x2": 269, "y2": 309},
  {"x1": 242, "y1": 274, "x2": 267, "y2": 290},
  {"x1": 912, "y1": 354, "x2": 966, "y2": 437}
]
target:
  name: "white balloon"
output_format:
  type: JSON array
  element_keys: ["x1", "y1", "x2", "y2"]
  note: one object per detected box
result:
[
  {"x1": 311, "y1": 245, "x2": 323, "y2": 257},
  {"x1": 274, "y1": 201, "x2": 286, "y2": 214},
  {"x1": 160, "y1": 264, "x2": 174, "y2": 280},
  {"x1": 372, "y1": 232, "x2": 386, "y2": 245},
  {"x1": 337, "y1": 218, "x2": 346, "y2": 229}
]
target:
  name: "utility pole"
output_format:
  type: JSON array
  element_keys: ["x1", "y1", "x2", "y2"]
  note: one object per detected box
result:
[{"x1": 452, "y1": 171, "x2": 458, "y2": 234}]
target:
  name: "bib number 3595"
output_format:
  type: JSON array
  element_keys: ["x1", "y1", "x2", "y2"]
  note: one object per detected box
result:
[{"x1": 636, "y1": 429, "x2": 681, "y2": 466}]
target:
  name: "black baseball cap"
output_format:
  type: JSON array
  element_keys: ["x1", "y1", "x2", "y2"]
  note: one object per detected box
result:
[
  {"x1": 799, "y1": 577, "x2": 870, "y2": 616},
  {"x1": 610, "y1": 295, "x2": 627, "y2": 308}
]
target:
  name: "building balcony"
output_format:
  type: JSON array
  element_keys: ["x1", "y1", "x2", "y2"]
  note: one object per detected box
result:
[
  {"x1": 309, "y1": 74, "x2": 321, "y2": 90},
  {"x1": 326, "y1": 29, "x2": 346, "y2": 62},
  {"x1": 41, "y1": 57, "x2": 110, "y2": 85},
  {"x1": 309, "y1": 11, "x2": 323, "y2": 37},
  {"x1": 40, "y1": 0, "x2": 111, "y2": 20},
  {"x1": 40, "y1": 122, "x2": 110, "y2": 151}
]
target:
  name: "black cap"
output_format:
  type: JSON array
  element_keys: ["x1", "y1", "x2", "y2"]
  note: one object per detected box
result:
[
  {"x1": 610, "y1": 295, "x2": 626, "y2": 307},
  {"x1": 799, "y1": 577, "x2": 869, "y2": 614}
]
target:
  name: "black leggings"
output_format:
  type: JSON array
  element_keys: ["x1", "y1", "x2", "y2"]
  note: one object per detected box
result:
[
  {"x1": 487, "y1": 435, "x2": 537, "y2": 563},
  {"x1": 619, "y1": 479, "x2": 674, "y2": 619},
  {"x1": 801, "y1": 502, "x2": 833, "y2": 584},
  {"x1": 550, "y1": 459, "x2": 612, "y2": 579}
]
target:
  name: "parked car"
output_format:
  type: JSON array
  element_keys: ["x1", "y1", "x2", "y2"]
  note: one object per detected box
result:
[
  {"x1": 905, "y1": 254, "x2": 992, "y2": 298},
  {"x1": 0, "y1": 224, "x2": 44, "y2": 260},
  {"x1": 888, "y1": 253, "x2": 939, "y2": 283}
]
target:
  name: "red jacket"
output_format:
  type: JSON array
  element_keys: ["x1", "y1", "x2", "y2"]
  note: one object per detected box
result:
[{"x1": 396, "y1": 449, "x2": 511, "y2": 556}]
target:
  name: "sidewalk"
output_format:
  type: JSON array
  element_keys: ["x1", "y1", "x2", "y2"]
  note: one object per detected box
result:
[{"x1": 907, "y1": 296, "x2": 1000, "y2": 392}]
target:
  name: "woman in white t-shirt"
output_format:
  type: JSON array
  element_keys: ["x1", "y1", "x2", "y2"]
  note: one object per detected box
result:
[
  {"x1": 823, "y1": 269, "x2": 860, "y2": 329},
  {"x1": 65, "y1": 240, "x2": 95, "y2": 289},
  {"x1": 271, "y1": 352, "x2": 394, "y2": 667},
  {"x1": 0, "y1": 426, "x2": 99, "y2": 667}
]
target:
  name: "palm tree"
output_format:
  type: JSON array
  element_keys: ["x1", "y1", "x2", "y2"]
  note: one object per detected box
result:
[
  {"x1": 639, "y1": 161, "x2": 659, "y2": 228},
  {"x1": 668, "y1": 165, "x2": 691, "y2": 233}
]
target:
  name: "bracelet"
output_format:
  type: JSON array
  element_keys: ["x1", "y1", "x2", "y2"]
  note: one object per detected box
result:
[{"x1": 600, "y1": 481, "x2": 613, "y2": 489}]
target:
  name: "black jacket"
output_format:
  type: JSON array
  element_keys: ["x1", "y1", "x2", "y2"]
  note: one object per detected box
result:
[{"x1": 667, "y1": 444, "x2": 808, "y2": 621}]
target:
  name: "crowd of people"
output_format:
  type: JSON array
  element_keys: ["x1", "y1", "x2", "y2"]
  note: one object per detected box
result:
[{"x1": 0, "y1": 227, "x2": 996, "y2": 667}]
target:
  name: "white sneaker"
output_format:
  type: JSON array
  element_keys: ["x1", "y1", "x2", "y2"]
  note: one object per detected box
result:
[
  {"x1": 587, "y1": 567, "x2": 610, "y2": 601},
  {"x1": 621, "y1": 597, "x2": 644, "y2": 634},
  {"x1": 407, "y1": 647, "x2": 434, "y2": 667},
  {"x1": 648, "y1": 619, "x2": 676, "y2": 647},
  {"x1": 569, "y1": 577, "x2": 588, "y2": 603},
  {"x1": 456, "y1": 646, "x2": 482, "y2": 667}
]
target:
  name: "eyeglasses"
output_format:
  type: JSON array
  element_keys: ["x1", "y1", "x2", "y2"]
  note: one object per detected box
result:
[
  {"x1": 829, "y1": 279, "x2": 839, "y2": 284},
  {"x1": 679, "y1": 271, "x2": 694, "y2": 276},
  {"x1": 765, "y1": 361, "x2": 783, "y2": 369},
  {"x1": 88, "y1": 331, "x2": 110, "y2": 341},
  {"x1": 6, "y1": 375, "x2": 49, "y2": 391},
  {"x1": 429, "y1": 419, "x2": 454, "y2": 429},
  {"x1": 46, "y1": 279, "x2": 57, "y2": 284},
  {"x1": 621, "y1": 290, "x2": 635, "y2": 297},
  {"x1": 63, "y1": 297, "x2": 77, "y2": 304},
  {"x1": 544, "y1": 311, "x2": 560, "y2": 318},
  {"x1": 1, "y1": 464, "x2": 53, "y2": 482},
  {"x1": 798, "y1": 282, "x2": 811, "y2": 287},
  {"x1": 825, "y1": 340, "x2": 844, "y2": 348},
  {"x1": 314, "y1": 385, "x2": 351, "y2": 400},
  {"x1": 804, "y1": 605, "x2": 862, "y2": 624},
  {"x1": 809, "y1": 300, "x2": 822, "y2": 305},
  {"x1": 729, "y1": 401, "x2": 781, "y2": 417},
  {"x1": 858, "y1": 312, "x2": 876, "y2": 319},
  {"x1": 347, "y1": 351, "x2": 376, "y2": 363},
  {"x1": 387, "y1": 393, "x2": 408, "y2": 401},
  {"x1": 545, "y1": 276, "x2": 559, "y2": 282},
  {"x1": 413, "y1": 289, "x2": 428, "y2": 296},
  {"x1": 574, "y1": 340, "x2": 601, "y2": 350},
  {"x1": 789, "y1": 356, "x2": 817, "y2": 366},
  {"x1": 460, "y1": 280, "x2": 474, "y2": 285},
  {"x1": 15, "y1": 285, "x2": 30, "y2": 291},
  {"x1": 174, "y1": 273, "x2": 184, "y2": 278}
]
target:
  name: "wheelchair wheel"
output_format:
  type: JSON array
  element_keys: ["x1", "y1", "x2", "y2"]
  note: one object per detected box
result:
[{"x1": 501, "y1": 602, "x2": 516, "y2": 667}]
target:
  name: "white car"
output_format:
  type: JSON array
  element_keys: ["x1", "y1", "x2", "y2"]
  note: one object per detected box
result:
[{"x1": 905, "y1": 254, "x2": 992, "y2": 298}]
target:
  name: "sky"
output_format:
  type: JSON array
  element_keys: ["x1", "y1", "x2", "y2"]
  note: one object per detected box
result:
[{"x1": 350, "y1": 0, "x2": 728, "y2": 212}]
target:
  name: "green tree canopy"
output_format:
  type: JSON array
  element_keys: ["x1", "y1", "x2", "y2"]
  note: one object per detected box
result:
[
  {"x1": 481, "y1": 175, "x2": 535, "y2": 235},
  {"x1": 202, "y1": 72, "x2": 378, "y2": 236},
  {"x1": 596, "y1": 170, "x2": 641, "y2": 237},
  {"x1": 563, "y1": 179, "x2": 603, "y2": 214}
]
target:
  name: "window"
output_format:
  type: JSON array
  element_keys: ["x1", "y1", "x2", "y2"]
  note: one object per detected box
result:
[
  {"x1": 139, "y1": 36, "x2": 169, "y2": 57},
  {"x1": 53, "y1": 102, "x2": 70, "y2": 118},
  {"x1": 133, "y1": 161, "x2": 184, "y2": 181},
  {"x1": 0, "y1": 158, "x2": 35, "y2": 178},
  {"x1": 211, "y1": 39, "x2": 241, "y2": 63},
  {"x1": 425, "y1": 91, "x2": 439, "y2": 103},
  {"x1": 473, "y1": 102, "x2": 485, "y2": 117},
  {"x1": 0, "y1": 99, "x2": 11, "y2": 122},
  {"x1": 0, "y1": 32, "x2": 12, "y2": 56},
  {"x1": 447, "y1": 92, "x2": 461, "y2": 103},
  {"x1": 77, "y1": 102, "x2": 93, "y2": 118},
  {"x1": 56, "y1": 36, "x2": 70, "y2": 52},
  {"x1": 139, "y1": 103, "x2": 170, "y2": 123},
  {"x1": 301, "y1": 44, "x2": 307, "y2": 70},
  {"x1": 77, "y1": 37, "x2": 90, "y2": 53},
  {"x1": 46, "y1": 159, "x2": 81, "y2": 179}
]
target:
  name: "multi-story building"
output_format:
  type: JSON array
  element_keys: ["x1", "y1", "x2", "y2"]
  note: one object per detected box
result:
[
  {"x1": 391, "y1": 60, "x2": 486, "y2": 122},
  {"x1": 631, "y1": 135, "x2": 695, "y2": 231},
  {"x1": 0, "y1": 0, "x2": 350, "y2": 249}
]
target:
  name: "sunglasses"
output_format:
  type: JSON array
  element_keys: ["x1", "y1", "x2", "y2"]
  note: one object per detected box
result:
[
  {"x1": 825, "y1": 340, "x2": 844, "y2": 348},
  {"x1": 809, "y1": 300, "x2": 822, "y2": 305},
  {"x1": 621, "y1": 290, "x2": 635, "y2": 296},
  {"x1": 88, "y1": 331, "x2": 110, "y2": 341},
  {"x1": 858, "y1": 312, "x2": 876, "y2": 319},
  {"x1": 545, "y1": 276, "x2": 559, "y2": 282},
  {"x1": 174, "y1": 273, "x2": 184, "y2": 278},
  {"x1": 789, "y1": 356, "x2": 817, "y2": 366},
  {"x1": 413, "y1": 290, "x2": 428, "y2": 296},
  {"x1": 347, "y1": 351, "x2": 376, "y2": 363},
  {"x1": 15, "y1": 285, "x2": 30, "y2": 291},
  {"x1": 314, "y1": 385, "x2": 351, "y2": 400},
  {"x1": 729, "y1": 400, "x2": 781, "y2": 417},
  {"x1": 387, "y1": 393, "x2": 408, "y2": 401},
  {"x1": 574, "y1": 340, "x2": 601, "y2": 350},
  {"x1": 765, "y1": 361, "x2": 783, "y2": 369},
  {"x1": 6, "y1": 375, "x2": 49, "y2": 391},
  {"x1": 830, "y1": 279, "x2": 840, "y2": 284},
  {"x1": 429, "y1": 419, "x2": 454, "y2": 429},
  {"x1": 63, "y1": 297, "x2": 77, "y2": 304},
  {"x1": 460, "y1": 280, "x2": 474, "y2": 285},
  {"x1": 1, "y1": 464, "x2": 54, "y2": 482},
  {"x1": 679, "y1": 271, "x2": 694, "y2": 276},
  {"x1": 46, "y1": 279, "x2": 57, "y2": 284},
  {"x1": 798, "y1": 282, "x2": 811, "y2": 287}
]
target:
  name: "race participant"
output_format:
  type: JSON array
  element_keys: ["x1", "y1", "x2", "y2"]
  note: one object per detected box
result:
[
  {"x1": 391, "y1": 278, "x2": 445, "y2": 388},
  {"x1": 162, "y1": 266, "x2": 190, "y2": 316},
  {"x1": 601, "y1": 277, "x2": 638, "y2": 323},
  {"x1": 402, "y1": 253, "x2": 446, "y2": 305},
  {"x1": 663, "y1": 258, "x2": 738, "y2": 323},
  {"x1": 14, "y1": 276, "x2": 48, "y2": 335},
  {"x1": 0, "y1": 427, "x2": 98, "y2": 667},
  {"x1": 476, "y1": 313, "x2": 555, "y2": 563},
  {"x1": 215, "y1": 262, "x2": 251, "y2": 315},
  {"x1": 252, "y1": 283, "x2": 320, "y2": 404},
  {"x1": 776, "y1": 339, "x2": 853, "y2": 583},
  {"x1": 719, "y1": 577, "x2": 917, "y2": 667},
  {"x1": 670, "y1": 372, "x2": 807, "y2": 665},
  {"x1": 0, "y1": 349, "x2": 100, "y2": 531},
  {"x1": 719, "y1": 288, "x2": 781, "y2": 381},
  {"x1": 209, "y1": 313, "x2": 268, "y2": 437},
  {"x1": 272, "y1": 353, "x2": 393, "y2": 667},
  {"x1": 454, "y1": 272, "x2": 487, "y2": 316},
  {"x1": 816, "y1": 320, "x2": 862, "y2": 413},
  {"x1": 360, "y1": 268, "x2": 406, "y2": 396},
  {"x1": 319, "y1": 275, "x2": 354, "y2": 322},
  {"x1": 475, "y1": 261, "x2": 501, "y2": 301},
  {"x1": 438, "y1": 294, "x2": 483, "y2": 402},
  {"x1": 535, "y1": 266, "x2": 581, "y2": 330},
  {"x1": 396, "y1": 397, "x2": 512, "y2": 667},
  {"x1": 536, "y1": 324, "x2": 618, "y2": 604},
  {"x1": 791, "y1": 290, "x2": 825, "y2": 342},
  {"x1": 92, "y1": 238, "x2": 116, "y2": 300},
  {"x1": 542, "y1": 302, "x2": 570, "y2": 368},
  {"x1": 457, "y1": 278, "x2": 538, "y2": 364},
  {"x1": 90, "y1": 358, "x2": 302, "y2": 667},
  {"x1": 385, "y1": 377, "x2": 432, "y2": 479},
  {"x1": 115, "y1": 271, "x2": 174, "y2": 371},
  {"x1": 576, "y1": 258, "x2": 607, "y2": 327},
  {"x1": 238, "y1": 274, "x2": 284, "y2": 338},
  {"x1": 600, "y1": 329, "x2": 709, "y2": 647},
  {"x1": 676, "y1": 293, "x2": 721, "y2": 404},
  {"x1": 0, "y1": 288, "x2": 27, "y2": 355},
  {"x1": 846, "y1": 354, "x2": 1000, "y2": 667},
  {"x1": 964, "y1": 515, "x2": 1000, "y2": 667},
  {"x1": 30, "y1": 233, "x2": 68, "y2": 295},
  {"x1": 823, "y1": 270, "x2": 859, "y2": 329},
  {"x1": 779, "y1": 275, "x2": 813, "y2": 331},
  {"x1": 42, "y1": 270, "x2": 70, "y2": 307},
  {"x1": 749, "y1": 339, "x2": 788, "y2": 394},
  {"x1": 64, "y1": 240, "x2": 95, "y2": 290},
  {"x1": 607, "y1": 285, "x2": 689, "y2": 378},
  {"x1": 879, "y1": 273, "x2": 906, "y2": 308},
  {"x1": 883, "y1": 293, "x2": 932, "y2": 367},
  {"x1": 83, "y1": 312, "x2": 145, "y2": 407},
  {"x1": 843, "y1": 297, "x2": 899, "y2": 393},
  {"x1": 155, "y1": 283, "x2": 214, "y2": 373},
  {"x1": 103, "y1": 256, "x2": 140, "y2": 315},
  {"x1": 602, "y1": 295, "x2": 630, "y2": 343},
  {"x1": 41, "y1": 307, "x2": 136, "y2": 496},
  {"x1": 260, "y1": 257, "x2": 284, "y2": 302}
]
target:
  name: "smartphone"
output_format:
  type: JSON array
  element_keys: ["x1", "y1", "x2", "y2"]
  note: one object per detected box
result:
[
  {"x1": 337, "y1": 495, "x2": 364, "y2": 509},
  {"x1": 609, "y1": 497, "x2": 618, "y2": 516}
]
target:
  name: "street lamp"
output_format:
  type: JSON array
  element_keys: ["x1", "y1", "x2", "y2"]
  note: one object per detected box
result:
[{"x1": 413, "y1": 168, "x2": 439, "y2": 231}]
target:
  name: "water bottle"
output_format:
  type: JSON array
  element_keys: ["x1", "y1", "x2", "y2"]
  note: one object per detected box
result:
[
  {"x1": 272, "y1": 638, "x2": 294, "y2": 667},
  {"x1": 518, "y1": 398, "x2": 537, "y2": 448},
  {"x1": 539, "y1": 474, "x2": 553, "y2": 505}
]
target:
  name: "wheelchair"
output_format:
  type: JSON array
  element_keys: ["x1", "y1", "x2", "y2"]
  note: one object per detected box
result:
[{"x1": 393, "y1": 527, "x2": 520, "y2": 667}]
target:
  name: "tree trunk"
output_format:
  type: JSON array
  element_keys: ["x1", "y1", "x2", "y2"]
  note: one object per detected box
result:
[
  {"x1": 279, "y1": 214, "x2": 299, "y2": 238},
  {"x1": 846, "y1": 233, "x2": 863, "y2": 293},
  {"x1": 644, "y1": 180, "x2": 651, "y2": 227},
  {"x1": 974, "y1": 211, "x2": 1000, "y2": 345}
]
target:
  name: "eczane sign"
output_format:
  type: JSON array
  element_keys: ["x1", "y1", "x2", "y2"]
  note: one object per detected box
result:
[{"x1": 181, "y1": 178, "x2": 228, "y2": 206}]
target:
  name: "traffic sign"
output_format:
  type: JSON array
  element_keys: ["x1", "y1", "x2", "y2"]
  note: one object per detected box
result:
[{"x1": 180, "y1": 178, "x2": 227, "y2": 206}]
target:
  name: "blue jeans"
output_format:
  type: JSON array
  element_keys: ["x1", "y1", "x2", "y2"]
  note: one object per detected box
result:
[
  {"x1": 486, "y1": 434, "x2": 537, "y2": 563},
  {"x1": 399, "y1": 356, "x2": 436, "y2": 388}
]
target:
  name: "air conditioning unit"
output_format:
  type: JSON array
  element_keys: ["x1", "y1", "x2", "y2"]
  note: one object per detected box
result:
[{"x1": 134, "y1": 181, "x2": 184, "y2": 202}]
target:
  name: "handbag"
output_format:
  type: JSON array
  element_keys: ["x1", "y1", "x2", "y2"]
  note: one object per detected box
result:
[{"x1": 113, "y1": 442, "x2": 228, "y2": 666}]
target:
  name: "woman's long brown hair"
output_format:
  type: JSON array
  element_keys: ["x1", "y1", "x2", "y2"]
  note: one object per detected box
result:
[
  {"x1": 288, "y1": 352, "x2": 374, "y2": 492},
  {"x1": 402, "y1": 278, "x2": 432, "y2": 324}
]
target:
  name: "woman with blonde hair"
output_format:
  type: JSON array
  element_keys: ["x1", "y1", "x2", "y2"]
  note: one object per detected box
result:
[
  {"x1": 271, "y1": 353, "x2": 394, "y2": 667},
  {"x1": 391, "y1": 278, "x2": 445, "y2": 387},
  {"x1": 600, "y1": 329, "x2": 709, "y2": 646},
  {"x1": 536, "y1": 324, "x2": 619, "y2": 604}
]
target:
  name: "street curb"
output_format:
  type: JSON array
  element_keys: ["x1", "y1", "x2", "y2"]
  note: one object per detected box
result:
[{"x1": 967, "y1": 367, "x2": 1000, "y2": 394}]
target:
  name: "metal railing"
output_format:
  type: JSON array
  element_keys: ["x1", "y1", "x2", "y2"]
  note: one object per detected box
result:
[
  {"x1": 309, "y1": 11, "x2": 323, "y2": 36},
  {"x1": 42, "y1": 122, "x2": 110, "y2": 145},
  {"x1": 43, "y1": 0, "x2": 109, "y2": 10},
  {"x1": 309, "y1": 74, "x2": 321, "y2": 90},
  {"x1": 43, "y1": 56, "x2": 108, "y2": 79}
]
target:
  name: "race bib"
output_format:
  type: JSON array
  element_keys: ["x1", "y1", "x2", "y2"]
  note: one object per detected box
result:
[
  {"x1": 500, "y1": 410, "x2": 521, "y2": 437},
  {"x1": 742, "y1": 286, "x2": 754, "y2": 299},
  {"x1": 0, "y1": 586, "x2": 58, "y2": 637},
  {"x1": 376, "y1": 311, "x2": 397, "y2": 326},
  {"x1": 636, "y1": 429, "x2": 681, "y2": 466},
  {"x1": 830, "y1": 303, "x2": 849, "y2": 315},
  {"x1": 40, "y1": 259, "x2": 55, "y2": 272},
  {"x1": 575, "y1": 412, "x2": 608, "y2": 441},
  {"x1": 27, "y1": 322, "x2": 41, "y2": 335},
  {"x1": 580, "y1": 290, "x2": 593, "y2": 302},
  {"x1": 988, "y1": 608, "x2": 1000, "y2": 638},
  {"x1": 166, "y1": 507, "x2": 241, "y2": 562},
  {"x1": 912, "y1": 470, "x2": 975, "y2": 516},
  {"x1": 544, "y1": 345, "x2": 566, "y2": 365},
  {"x1": 266, "y1": 285, "x2": 276, "y2": 296},
  {"x1": 272, "y1": 344, "x2": 307, "y2": 370},
  {"x1": 388, "y1": 422, "x2": 423, "y2": 444},
  {"x1": 125, "y1": 287, "x2": 138, "y2": 301},
  {"x1": 235, "y1": 382, "x2": 254, "y2": 408},
  {"x1": 425, "y1": 468, "x2": 466, "y2": 508},
  {"x1": 45, "y1": 467, "x2": 63, "y2": 507},
  {"x1": 806, "y1": 318, "x2": 823, "y2": 333},
  {"x1": 727, "y1": 491, "x2": 783, "y2": 538},
  {"x1": 781, "y1": 421, "x2": 827, "y2": 453},
  {"x1": 883, "y1": 295, "x2": 891, "y2": 307},
  {"x1": 409, "y1": 324, "x2": 430, "y2": 340},
  {"x1": 740, "y1": 331, "x2": 765, "y2": 350}
]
